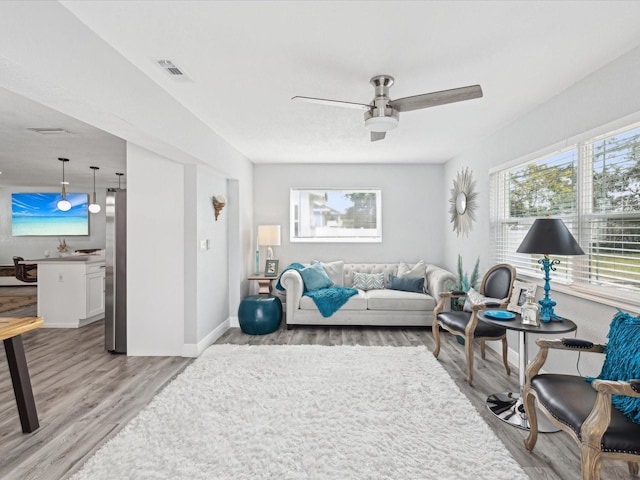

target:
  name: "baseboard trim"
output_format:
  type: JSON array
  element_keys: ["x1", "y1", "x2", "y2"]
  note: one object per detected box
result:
[
  {"x1": 229, "y1": 315, "x2": 239, "y2": 328},
  {"x1": 42, "y1": 316, "x2": 103, "y2": 329},
  {"x1": 182, "y1": 318, "x2": 230, "y2": 358}
]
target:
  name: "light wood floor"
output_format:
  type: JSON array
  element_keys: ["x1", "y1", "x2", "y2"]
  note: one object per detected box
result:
[
  {"x1": 0, "y1": 285, "x2": 631, "y2": 479},
  {"x1": 0, "y1": 286, "x2": 192, "y2": 480}
]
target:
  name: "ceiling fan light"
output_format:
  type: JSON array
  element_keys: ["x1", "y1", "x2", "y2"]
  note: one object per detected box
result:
[{"x1": 364, "y1": 115, "x2": 399, "y2": 132}]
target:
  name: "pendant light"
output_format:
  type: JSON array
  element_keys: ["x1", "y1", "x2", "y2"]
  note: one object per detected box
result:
[
  {"x1": 116, "y1": 172, "x2": 124, "y2": 189},
  {"x1": 56, "y1": 158, "x2": 71, "y2": 212},
  {"x1": 88, "y1": 166, "x2": 101, "y2": 213}
]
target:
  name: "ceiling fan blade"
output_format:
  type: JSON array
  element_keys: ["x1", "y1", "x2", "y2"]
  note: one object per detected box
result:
[
  {"x1": 291, "y1": 96, "x2": 371, "y2": 111},
  {"x1": 370, "y1": 131, "x2": 386, "y2": 142},
  {"x1": 389, "y1": 85, "x2": 483, "y2": 113}
]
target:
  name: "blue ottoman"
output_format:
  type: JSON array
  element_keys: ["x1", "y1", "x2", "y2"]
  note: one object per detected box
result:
[{"x1": 238, "y1": 295, "x2": 282, "y2": 335}]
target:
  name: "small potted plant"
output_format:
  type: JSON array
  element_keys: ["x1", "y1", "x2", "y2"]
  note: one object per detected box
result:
[
  {"x1": 57, "y1": 239, "x2": 68, "y2": 256},
  {"x1": 445, "y1": 254, "x2": 479, "y2": 310},
  {"x1": 445, "y1": 255, "x2": 479, "y2": 344}
]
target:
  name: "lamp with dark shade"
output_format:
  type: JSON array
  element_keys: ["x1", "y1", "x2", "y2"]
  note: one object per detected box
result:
[{"x1": 516, "y1": 218, "x2": 584, "y2": 322}]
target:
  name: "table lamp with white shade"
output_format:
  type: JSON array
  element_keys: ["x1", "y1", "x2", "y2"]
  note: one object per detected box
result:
[{"x1": 257, "y1": 225, "x2": 281, "y2": 274}]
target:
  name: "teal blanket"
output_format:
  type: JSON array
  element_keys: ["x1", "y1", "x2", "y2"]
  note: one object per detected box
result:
[
  {"x1": 276, "y1": 263, "x2": 358, "y2": 317},
  {"x1": 305, "y1": 286, "x2": 358, "y2": 318}
]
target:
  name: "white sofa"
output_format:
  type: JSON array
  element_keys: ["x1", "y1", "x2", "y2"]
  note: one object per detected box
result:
[{"x1": 280, "y1": 262, "x2": 455, "y2": 328}]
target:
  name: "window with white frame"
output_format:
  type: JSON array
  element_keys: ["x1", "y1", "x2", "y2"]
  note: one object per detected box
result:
[
  {"x1": 490, "y1": 122, "x2": 640, "y2": 296},
  {"x1": 290, "y1": 188, "x2": 382, "y2": 243}
]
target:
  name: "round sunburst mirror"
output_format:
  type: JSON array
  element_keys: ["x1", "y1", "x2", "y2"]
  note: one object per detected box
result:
[{"x1": 449, "y1": 167, "x2": 477, "y2": 237}]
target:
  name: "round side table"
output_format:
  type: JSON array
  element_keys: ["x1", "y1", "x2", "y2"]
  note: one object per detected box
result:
[
  {"x1": 479, "y1": 310, "x2": 577, "y2": 432},
  {"x1": 238, "y1": 295, "x2": 282, "y2": 335}
]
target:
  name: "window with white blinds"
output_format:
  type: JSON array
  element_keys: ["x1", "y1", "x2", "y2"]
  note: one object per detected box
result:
[{"x1": 490, "y1": 122, "x2": 640, "y2": 295}]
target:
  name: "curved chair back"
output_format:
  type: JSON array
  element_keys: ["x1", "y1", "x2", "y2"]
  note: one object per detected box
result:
[
  {"x1": 481, "y1": 264, "x2": 516, "y2": 300},
  {"x1": 13, "y1": 256, "x2": 37, "y2": 283}
]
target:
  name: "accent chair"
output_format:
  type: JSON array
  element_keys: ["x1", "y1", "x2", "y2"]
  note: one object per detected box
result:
[
  {"x1": 432, "y1": 263, "x2": 516, "y2": 385},
  {"x1": 524, "y1": 330, "x2": 640, "y2": 480}
]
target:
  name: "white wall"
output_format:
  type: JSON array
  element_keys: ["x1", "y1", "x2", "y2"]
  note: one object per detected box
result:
[
  {"x1": 183, "y1": 164, "x2": 230, "y2": 355},
  {"x1": 0, "y1": 186, "x2": 107, "y2": 264},
  {"x1": 253, "y1": 163, "x2": 446, "y2": 273},
  {"x1": 0, "y1": 2, "x2": 255, "y2": 356},
  {"x1": 443, "y1": 44, "x2": 640, "y2": 376},
  {"x1": 127, "y1": 145, "x2": 185, "y2": 356}
]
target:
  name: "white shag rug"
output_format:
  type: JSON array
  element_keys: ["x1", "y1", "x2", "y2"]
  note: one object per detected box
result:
[{"x1": 71, "y1": 345, "x2": 529, "y2": 480}]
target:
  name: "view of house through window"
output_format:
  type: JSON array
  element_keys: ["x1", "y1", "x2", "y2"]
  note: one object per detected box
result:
[
  {"x1": 490, "y1": 122, "x2": 640, "y2": 296},
  {"x1": 290, "y1": 188, "x2": 382, "y2": 242}
]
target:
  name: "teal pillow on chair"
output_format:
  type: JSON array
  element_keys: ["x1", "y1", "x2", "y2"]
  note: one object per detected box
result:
[
  {"x1": 593, "y1": 310, "x2": 640, "y2": 424},
  {"x1": 299, "y1": 263, "x2": 334, "y2": 291}
]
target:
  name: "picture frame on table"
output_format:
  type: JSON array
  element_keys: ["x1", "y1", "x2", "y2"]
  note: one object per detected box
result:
[
  {"x1": 265, "y1": 259, "x2": 279, "y2": 277},
  {"x1": 507, "y1": 281, "x2": 537, "y2": 313}
]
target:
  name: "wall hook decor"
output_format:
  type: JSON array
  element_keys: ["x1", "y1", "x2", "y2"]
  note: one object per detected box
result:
[{"x1": 213, "y1": 194, "x2": 226, "y2": 221}]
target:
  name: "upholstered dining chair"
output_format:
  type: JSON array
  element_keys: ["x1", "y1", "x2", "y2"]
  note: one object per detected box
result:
[
  {"x1": 13, "y1": 256, "x2": 37, "y2": 283},
  {"x1": 432, "y1": 263, "x2": 516, "y2": 385}
]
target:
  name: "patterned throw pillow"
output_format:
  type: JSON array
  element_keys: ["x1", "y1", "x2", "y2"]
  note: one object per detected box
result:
[
  {"x1": 463, "y1": 287, "x2": 504, "y2": 312},
  {"x1": 352, "y1": 272, "x2": 384, "y2": 291}
]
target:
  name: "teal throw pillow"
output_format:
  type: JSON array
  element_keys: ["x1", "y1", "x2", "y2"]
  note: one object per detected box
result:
[
  {"x1": 299, "y1": 263, "x2": 334, "y2": 291},
  {"x1": 593, "y1": 309, "x2": 640, "y2": 424},
  {"x1": 387, "y1": 275, "x2": 425, "y2": 294},
  {"x1": 353, "y1": 272, "x2": 384, "y2": 291}
]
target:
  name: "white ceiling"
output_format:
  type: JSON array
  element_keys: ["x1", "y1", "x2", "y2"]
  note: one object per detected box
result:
[
  {"x1": 2, "y1": 1, "x2": 640, "y2": 187},
  {"x1": 0, "y1": 88, "x2": 125, "y2": 189}
]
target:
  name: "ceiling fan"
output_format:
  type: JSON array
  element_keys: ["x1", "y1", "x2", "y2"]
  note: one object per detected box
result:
[{"x1": 292, "y1": 75, "x2": 483, "y2": 142}]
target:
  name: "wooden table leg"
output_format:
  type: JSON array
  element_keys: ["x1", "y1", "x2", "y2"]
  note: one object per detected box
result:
[
  {"x1": 4, "y1": 336, "x2": 39, "y2": 433},
  {"x1": 257, "y1": 279, "x2": 272, "y2": 295}
]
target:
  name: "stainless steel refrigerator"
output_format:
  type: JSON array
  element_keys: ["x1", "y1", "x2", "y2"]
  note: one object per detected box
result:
[{"x1": 105, "y1": 188, "x2": 127, "y2": 353}]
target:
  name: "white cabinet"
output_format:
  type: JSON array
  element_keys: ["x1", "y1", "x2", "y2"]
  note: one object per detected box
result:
[
  {"x1": 36, "y1": 257, "x2": 106, "y2": 328},
  {"x1": 85, "y1": 264, "x2": 106, "y2": 319}
]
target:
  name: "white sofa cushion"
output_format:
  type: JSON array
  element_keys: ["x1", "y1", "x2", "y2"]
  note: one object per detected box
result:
[
  {"x1": 397, "y1": 260, "x2": 426, "y2": 278},
  {"x1": 366, "y1": 289, "x2": 436, "y2": 311}
]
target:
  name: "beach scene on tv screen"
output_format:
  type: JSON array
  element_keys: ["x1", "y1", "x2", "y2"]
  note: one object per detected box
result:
[{"x1": 12, "y1": 193, "x2": 89, "y2": 236}]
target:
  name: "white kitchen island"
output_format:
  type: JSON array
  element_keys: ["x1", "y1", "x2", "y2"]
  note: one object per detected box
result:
[{"x1": 34, "y1": 255, "x2": 105, "y2": 328}]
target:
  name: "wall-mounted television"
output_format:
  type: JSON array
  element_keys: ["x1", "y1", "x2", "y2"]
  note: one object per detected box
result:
[{"x1": 12, "y1": 193, "x2": 89, "y2": 236}]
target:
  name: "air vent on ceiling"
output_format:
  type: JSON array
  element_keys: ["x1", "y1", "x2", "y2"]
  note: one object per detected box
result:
[
  {"x1": 156, "y1": 59, "x2": 189, "y2": 78},
  {"x1": 28, "y1": 128, "x2": 73, "y2": 135}
]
